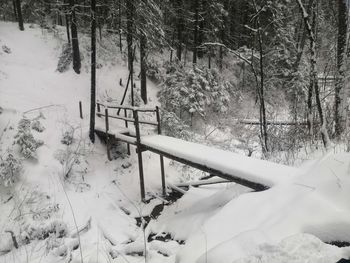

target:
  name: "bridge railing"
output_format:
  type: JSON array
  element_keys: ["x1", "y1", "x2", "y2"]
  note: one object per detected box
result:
[
  {"x1": 96, "y1": 101, "x2": 160, "y2": 126},
  {"x1": 95, "y1": 101, "x2": 165, "y2": 200}
]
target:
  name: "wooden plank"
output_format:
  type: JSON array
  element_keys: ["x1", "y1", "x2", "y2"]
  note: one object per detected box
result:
[
  {"x1": 138, "y1": 120, "x2": 158, "y2": 126},
  {"x1": 96, "y1": 113, "x2": 157, "y2": 126},
  {"x1": 97, "y1": 113, "x2": 135, "y2": 123},
  {"x1": 167, "y1": 182, "x2": 187, "y2": 195},
  {"x1": 176, "y1": 178, "x2": 230, "y2": 187},
  {"x1": 96, "y1": 101, "x2": 157, "y2": 112}
]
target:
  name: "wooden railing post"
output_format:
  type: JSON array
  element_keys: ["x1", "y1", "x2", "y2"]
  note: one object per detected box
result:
[
  {"x1": 97, "y1": 103, "x2": 101, "y2": 117},
  {"x1": 156, "y1": 106, "x2": 166, "y2": 197},
  {"x1": 105, "y1": 108, "x2": 112, "y2": 161},
  {"x1": 124, "y1": 108, "x2": 130, "y2": 155},
  {"x1": 117, "y1": 72, "x2": 131, "y2": 115},
  {"x1": 79, "y1": 101, "x2": 83, "y2": 119},
  {"x1": 134, "y1": 109, "x2": 145, "y2": 201}
]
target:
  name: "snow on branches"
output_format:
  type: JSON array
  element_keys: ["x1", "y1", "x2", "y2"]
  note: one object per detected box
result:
[
  {"x1": 14, "y1": 118, "x2": 44, "y2": 159},
  {"x1": 0, "y1": 152, "x2": 22, "y2": 186},
  {"x1": 159, "y1": 63, "x2": 232, "y2": 123}
]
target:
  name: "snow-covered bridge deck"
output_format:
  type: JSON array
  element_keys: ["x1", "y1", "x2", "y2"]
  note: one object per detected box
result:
[
  {"x1": 94, "y1": 102, "x2": 299, "y2": 200},
  {"x1": 141, "y1": 135, "x2": 297, "y2": 190}
]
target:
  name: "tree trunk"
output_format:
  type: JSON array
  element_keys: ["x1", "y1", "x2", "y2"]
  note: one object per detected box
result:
[
  {"x1": 176, "y1": 0, "x2": 183, "y2": 61},
  {"x1": 89, "y1": 0, "x2": 96, "y2": 143},
  {"x1": 12, "y1": 0, "x2": 17, "y2": 20},
  {"x1": 140, "y1": 33, "x2": 147, "y2": 104},
  {"x1": 65, "y1": 14, "x2": 71, "y2": 44},
  {"x1": 69, "y1": 0, "x2": 81, "y2": 74},
  {"x1": 253, "y1": 0, "x2": 268, "y2": 152},
  {"x1": 126, "y1": 0, "x2": 134, "y2": 105},
  {"x1": 119, "y1": 0, "x2": 123, "y2": 53},
  {"x1": 296, "y1": 0, "x2": 331, "y2": 148},
  {"x1": 192, "y1": 0, "x2": 199, "y2": 64},
  {"x1": 14, "y1": 0, "x2": 24, "y2": 31},
  {"x1": 219, "y1": 13, "x2": 225, "y2": 70},
  {"x1": 197, "y1": 0, "x2": 205, "y2": 59},
  {"x1": 334, "y1": 0, "x2": 348, "y2": 138},
  {"x1": 258, "y1": 31, "x2": 268, "y2": 153}
]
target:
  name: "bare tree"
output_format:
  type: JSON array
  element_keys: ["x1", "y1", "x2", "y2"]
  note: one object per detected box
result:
[
  {"x1": 296, "y1": 0, "x2": 331, "y2": 148},
  {"x1": 334, "y1": 0, "x2": 348, "y2": 138}
]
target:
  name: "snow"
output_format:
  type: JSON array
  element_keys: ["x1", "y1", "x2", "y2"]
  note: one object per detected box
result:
[
  {"x1": 141, "y1": 135, "x2": 299, "y2": 187},
  {"x1": 150, "y1": 153, "x2": 350, "y2": 262},
  {"x1": 1, "y1": 21, "x2": 350, "y2": 263},
  {"x1": 0, "y1": 21, "x2": 160, "y2": 262}
]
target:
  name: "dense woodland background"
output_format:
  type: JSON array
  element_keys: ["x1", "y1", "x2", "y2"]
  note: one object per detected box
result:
[{"x1": 1, "y1": 0, "x2": 350, "y2": 159}]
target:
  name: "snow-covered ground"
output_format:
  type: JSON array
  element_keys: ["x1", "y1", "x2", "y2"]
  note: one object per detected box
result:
[{"x1": 0, "y1": 21, "x2": 350, "y2": 263}]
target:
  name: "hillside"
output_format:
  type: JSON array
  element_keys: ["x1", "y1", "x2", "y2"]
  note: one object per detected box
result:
[{"x1": 0, "y1": 21, "x2": 350, "y2": 263}]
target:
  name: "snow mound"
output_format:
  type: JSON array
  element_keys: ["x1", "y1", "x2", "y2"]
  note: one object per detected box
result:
[
  {"x1": 231, "y1": 234, "x2": 349, "y2": 263},
  {"x1": 152, "y1": 153, "x2": 350, "y2": 262}
]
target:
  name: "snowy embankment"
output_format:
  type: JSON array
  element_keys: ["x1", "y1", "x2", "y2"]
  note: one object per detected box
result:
[
  {"x1": 0, "y1": 21, "x2": 170, "y2": 263},
  {"x1": 151, "y1": 152, "x2": 350, "y2": 262},
  {"x1": 0, "y1": 21, "x2": 350, "y2": 263}
]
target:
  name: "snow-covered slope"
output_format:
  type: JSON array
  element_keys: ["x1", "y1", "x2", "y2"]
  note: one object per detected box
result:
[
  {"x1": 149, "y1": 153, "x2": 350, "y2": 262},
  {"x1": 0, "y1": 21, "x2": 350, "y2": 263},
  {"x1": 0, "y1": 21, "x2": 168, "y2": 263}
]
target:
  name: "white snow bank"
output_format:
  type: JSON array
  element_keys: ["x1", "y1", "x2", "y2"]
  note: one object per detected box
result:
[
  {"x1": 170, "y1": 152, "x2": 350, "y2": 262},
  {"x1": 231, "y1": 234, "x2": 349, "y2": 263},
  {"x1": 0, "y1": 21, "x2": 163, "y2": 262}
]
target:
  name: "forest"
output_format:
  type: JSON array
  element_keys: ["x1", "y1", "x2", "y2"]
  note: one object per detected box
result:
[{"x1": 0, "y1": 0, "x2": 350, "y2": 262}]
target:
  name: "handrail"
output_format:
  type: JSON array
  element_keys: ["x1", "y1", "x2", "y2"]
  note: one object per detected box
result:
[
  {"x1": 97, "y1": 112, "x2": 135, "y2": 123},
  {"x1": 97, "y1": 112, "x2": 158, "y2": 126},
  {"x1": 96, "y1": 101, "x2": 157, "y2": 113}
]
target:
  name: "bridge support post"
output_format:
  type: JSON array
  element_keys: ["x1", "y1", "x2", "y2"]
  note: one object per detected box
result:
[
  {"x1": 124, "y1": 108, "x2": 131, "y2": 155},
  {"x1": 105, "y1": 108, "x2": 112, "y2": 161},
  {"x1": 156, "y1": 106, "x2": 166, "y2": 197},
  {"x1": 134, "y1": 109, "x2": 146, "y2": 201}
]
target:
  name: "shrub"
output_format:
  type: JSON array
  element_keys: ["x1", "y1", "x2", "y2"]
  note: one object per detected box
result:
[
  {"x1": 161, "y1": 111, "x2": 192, "y2": 140},
  {"x1": 14, "y1": 118, "x2": 43, "y2": 159},
  {"x1": 61, "y1": 131, "x2": 74, "y2": 145},
  {"x1": 21, "y1": 220, "x2": 68, "y2": 243},
  {"x1": 0, "y1": 152, "x2": 22, "y2": 186},
  {"x1": 2, "y1": 45, "x2": 11, "y2": 54},
  {"x1": 146, "y1": 58, "x2": 162, "y2": 81},
  {"x1": 31, "y1": 120, "x2": 45, "y2": 132}
]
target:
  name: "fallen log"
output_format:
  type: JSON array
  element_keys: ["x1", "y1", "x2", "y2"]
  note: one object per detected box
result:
[
  {"x1": 239, "y1": 119, "x2": 309, "y2": 126},
  {"x1": 176, "y1": 178, "x2": 230, "y2": 188}
]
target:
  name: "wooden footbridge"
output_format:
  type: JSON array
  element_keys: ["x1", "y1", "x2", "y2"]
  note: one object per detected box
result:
[{"x1": 94, "y1": 102, "x2": 297, "y2": 201}]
